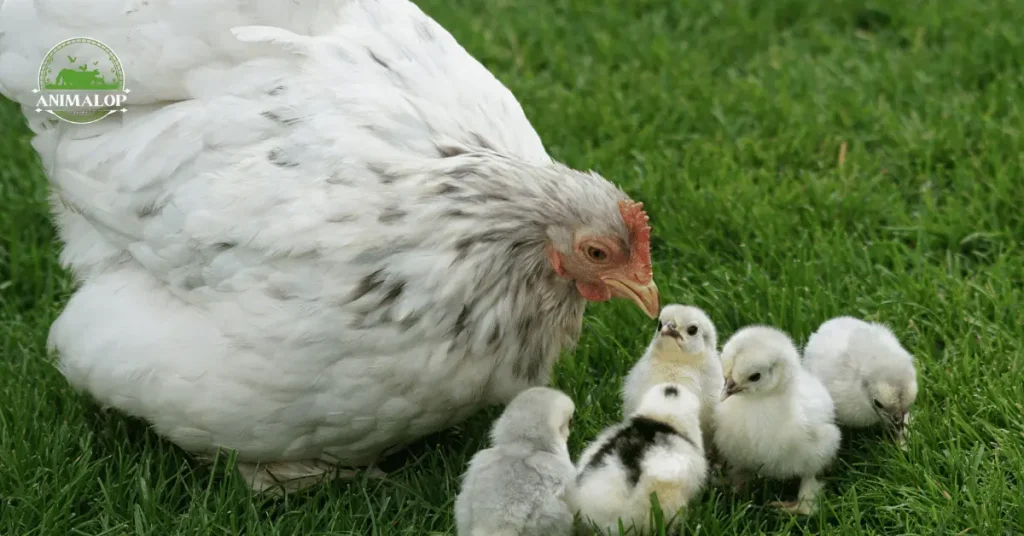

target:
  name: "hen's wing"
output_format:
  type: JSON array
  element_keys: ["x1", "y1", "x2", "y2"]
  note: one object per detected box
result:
[{"x1": 0, "y1": 0, "x2": 548, "y2": 292}]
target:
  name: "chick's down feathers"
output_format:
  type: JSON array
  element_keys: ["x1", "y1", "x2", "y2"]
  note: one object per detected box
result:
[
  {"x1": 622, "y1": 304, "x2": 721, "y2": 450},
  {"x1": 454, "y1": 387, "x2": 576, "y2": 536},
  {"x1": 802, "y1": 316, "x2": 918, "y2": 437},
  {"x1": 714, "y1": 325, "x2": 840, "y2": 515},
  {"x1": 571, "y1": 384, "x2": 708, "y2": 534}
]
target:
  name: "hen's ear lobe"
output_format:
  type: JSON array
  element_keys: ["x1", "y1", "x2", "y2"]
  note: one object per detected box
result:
[{"x1": 546, "y1": 245, "x2": 568, "y2": 278}]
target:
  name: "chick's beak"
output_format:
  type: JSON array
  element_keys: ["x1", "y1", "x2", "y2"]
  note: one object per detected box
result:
[
  {"x1": 723, "y1": 379, "x2": 740, "y2": 400},
  {"x1": 604, "y1": 276, "x2": 660, "y2": 319},
  {"x1": 660, "y1": 321, "x2": 680, "y2": 338},
  {"x1": 890, "y1": 411, "x2": 906, "y2": 431}
]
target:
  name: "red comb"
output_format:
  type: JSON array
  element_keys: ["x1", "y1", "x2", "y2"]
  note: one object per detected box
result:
[{"x1": 618, "y1": 199, "x2": 653, "y2": 282}]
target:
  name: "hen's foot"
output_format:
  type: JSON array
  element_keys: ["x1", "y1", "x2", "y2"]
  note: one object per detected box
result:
[{"x1": 236, "y1": 459, "x2": 358, "y2": 495}]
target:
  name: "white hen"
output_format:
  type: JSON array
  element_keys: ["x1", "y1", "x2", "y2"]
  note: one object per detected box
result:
[
  {"x1": 802, "y1": 316, "x2": 918, "y2": 445},
  {"x1": 0, "y1": 0, "x2": 661, "y2": 493}
]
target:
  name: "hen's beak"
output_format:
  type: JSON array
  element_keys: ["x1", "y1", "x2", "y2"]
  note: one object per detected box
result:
[
  {"x1": 604, "y1": 277, "x2": 660, "y2": 319},
  {"x1": 722, "y1": 379, "x2": 742, "y2": 400}
]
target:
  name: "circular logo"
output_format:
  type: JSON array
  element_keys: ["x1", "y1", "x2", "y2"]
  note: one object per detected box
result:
[{"x1": 36, "y1": 37, "x2": 130, "y2": 124}]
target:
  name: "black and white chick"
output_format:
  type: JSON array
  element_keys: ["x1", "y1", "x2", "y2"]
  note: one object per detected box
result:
[
  {"x1": 570, "y1": 383, "x2": 709, "y2": 534},
  {"x1": 622, "y1": 304, "x2": 722, "y2": 452},
  {"x1": 713, "y1": 326, "x2": 841, "y2": 516},
  {"x1": 454, "y1": 387, "x2": 576, "y2": 536},
  {"x1": 802, "y1": 316, "x2": 918, "y2": 446}
]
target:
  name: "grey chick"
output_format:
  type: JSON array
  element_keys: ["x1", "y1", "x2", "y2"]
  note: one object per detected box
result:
[
  {"x1": 454, "y1": 386, "x2": 576, "y2": 536},
  {"x1": 802, "y1": 316, "x2": 918, "y2": 445}
]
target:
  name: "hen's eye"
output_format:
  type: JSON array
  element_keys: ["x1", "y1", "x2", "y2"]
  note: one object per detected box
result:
[
  {"x1": 748, "y1": 373, "x2": 761, "y2": 382},
  {"x1": 686, "y1": 325, "x2": 699, "y2": 336},
  {"x1": 586, "y1": 246, "x2": 608, "y2": 261},
  {"x1": 873, "y1": 399, "x2": 884, "y2": 409}
]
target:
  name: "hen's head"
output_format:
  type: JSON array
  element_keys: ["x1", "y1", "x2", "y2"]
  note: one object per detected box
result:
[{"x1": 545, "y1": 199, "x2": 659, "y2": 318}]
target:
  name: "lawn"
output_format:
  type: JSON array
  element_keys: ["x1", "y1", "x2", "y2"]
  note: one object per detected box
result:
[{"x1": 2, "y1": 0, "x2": 1023, "y2": 534}]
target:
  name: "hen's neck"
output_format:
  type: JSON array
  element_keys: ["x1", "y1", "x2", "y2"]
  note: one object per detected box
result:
[{"x1": 390, "y1": 151, "x2": 609, "y2": 390}]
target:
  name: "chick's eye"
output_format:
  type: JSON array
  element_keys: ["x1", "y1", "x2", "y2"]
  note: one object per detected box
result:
[
  {"x1": 657, "y1": 320, "x2": 664, "y2": 330},
  {"x1": 748, "y1": 373, "x2": 761, "y2": 382},
  {"x1": 585, "y1": 246, "x2": 608, "y2": 262},
  {"x1": 873, "y1": 399, "x2": 884, "y2": 409},
  {"x1": 686, "y1": 325, "x2": 699, "y2": 336}
]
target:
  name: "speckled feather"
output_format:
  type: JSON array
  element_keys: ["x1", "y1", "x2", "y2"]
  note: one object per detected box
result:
[{"x1": 0, "y1": 0, "x2": 647, "y2": 489}]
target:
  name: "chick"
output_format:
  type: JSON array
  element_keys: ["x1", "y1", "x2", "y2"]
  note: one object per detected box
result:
[
  {"x1": 570, "y1": 383, "x2": 709, "y2": 534},
  {"x1": 802, "y1": 316, "x2": 918, "y2": 446},
  {"x1": 622, "y1": 304, "x2": 722, "y2": 452},
  {"x1": 454, "y1": 387, "x2": 576, "y2": 536},
  {"x1": 713, "y1": 326, "x2": 841, "y2": 516}
]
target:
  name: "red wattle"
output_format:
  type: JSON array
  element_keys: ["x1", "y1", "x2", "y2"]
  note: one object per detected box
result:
[{"x1": 576, "y1": 281, "x2": 611, "y2": 302}]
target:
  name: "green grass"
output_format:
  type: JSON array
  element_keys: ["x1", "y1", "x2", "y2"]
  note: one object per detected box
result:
[{"x1": 2, "y1": 0, "x2": 1024, "y2": 533}]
